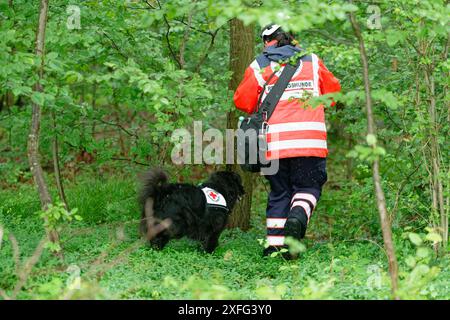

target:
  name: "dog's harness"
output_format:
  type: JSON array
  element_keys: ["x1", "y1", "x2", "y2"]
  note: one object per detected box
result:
[{"x1": 200, "y1": 187, "x2": 229, "y2": 213}]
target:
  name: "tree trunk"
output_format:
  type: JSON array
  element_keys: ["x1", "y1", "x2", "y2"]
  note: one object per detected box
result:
[
  {"x1": 52, "y1": 111, "x2": 69, "y2": 211},
  {"x1": 226, "y1": 19, "x2": 255, "y2": 230},
  {"x1": 28, "y1": 0, "x2": 60, "y2": 245},
  {"x1": 424, "y1": 67, "x2": 447, "y2": 250},
  {"x1": 349, "y1": 11, "x2": 399, "y2": 299},
  {"x1": 414, "y1": 33, "x2": 448, "y2": 251},
  {"x1": 0, "y1": 91, "x2": 14, "y2": 112}
]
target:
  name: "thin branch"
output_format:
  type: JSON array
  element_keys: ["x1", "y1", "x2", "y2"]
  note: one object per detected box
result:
[
  {"x1": 62, "y1": 217, "x2": 170, "y2": 299},
  {"x1": 110, "y1": 157, "x2": 149, "y2": 166},
  {"x1": 96, "y1": 118, "x2": 139, "y2": 139},
  {"x1": 442, "y1": 32, "x2": 450, "y2": 61},
  {"x1": 125, "y1": 6, "x2": 151, "y2": 10},
  {"x1": 10, "y1": 237, "x2": 48, "y2": 299},
  {"x1": 8, "y1": 234, "x2": 20, "y2": 275},
  {"x1": 179, "y1": 12, "x2": 194, "y2": 69},
  {"x1": 144, "y1": 0, "x2": 156, "y2": 9},
  {"x1": 310, "y1": 28, "x2": 353, "y2": 46},
  {"x1": 52, "y1": 111, "x2": 69, "y2": 211},
  {"x1": 98, "y1": 31, "x2": 128, "y2": 60},
  {"x1": 349, "y1": 5, "x2": 399, "y2": 299},
  {"x1": 143, "y1": 0, "x2": 181, "y2": 67},
  {"x1": 163, "y1": 15, "x2": 182, "y2": 69},
  {"x1": 60, "y1": 218, "x2": 143, "y2": 243},
  {"x1": 174, "y1": 18, "x2": 215, "y2": 36},
  {"x1": 390, "y1": 162, "x2": 422, "y2": 219},
  {"x1": 194, "y1": 28, "x2": 220, "y2": 73},
  {"x1": 405, "y1": 36, "x2": 422, "y2": 56}
]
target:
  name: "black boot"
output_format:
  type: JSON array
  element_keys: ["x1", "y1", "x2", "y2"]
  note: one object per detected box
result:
[{"x1": 285, "y1": 207, "x2": 308, "y2": 241}]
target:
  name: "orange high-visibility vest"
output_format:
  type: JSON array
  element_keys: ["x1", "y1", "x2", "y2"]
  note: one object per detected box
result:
[{"x1": 234, "y1": 52, "x2": 341, "y2": 160}]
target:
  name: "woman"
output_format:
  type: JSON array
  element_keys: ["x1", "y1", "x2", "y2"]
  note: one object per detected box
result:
[{"x1": 234, "y1": 24, "x2": 341, "y2": 259}]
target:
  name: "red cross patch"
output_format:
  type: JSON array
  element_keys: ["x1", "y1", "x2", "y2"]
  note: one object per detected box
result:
[
  {"x1": 202, "y1": 187, "x2": 227, "y2": 207},
  {"x1": 208, "y1": 191, "x2": 219, "y2": 202}
]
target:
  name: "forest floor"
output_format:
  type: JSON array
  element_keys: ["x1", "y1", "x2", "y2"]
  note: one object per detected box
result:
[{"x1": 0, "y1": 167, "x2": 449, "y2": 300}]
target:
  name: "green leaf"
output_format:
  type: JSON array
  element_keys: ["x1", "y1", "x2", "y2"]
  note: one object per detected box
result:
[
  {"x1": 143, "y1": 83, "x2": 154, "y2": 94},
  {"x1": 160, "y1": 97, "x2": 170, "y2": 105},
  {"x1": 104, "y1": 62, "x2": 117, "y2": 69},
  {"x1": 285, "y1": 236, "x2": 306, "y2": 254},
  {"x1": 366, "y1": 134, "x2": 377, "y2": 146},
  {"x1": 416, "y1": 247, "x2": 429, "y2": 259},
  {"x1": 415, "y1": 264, "x2": 430, "y2": 275},
  {"x1": 408, "y1": 233, "x2": 423, "y2": 246},
  {"x1": 405, "y1": 255, "x2": 416, "y2": 268},
  {"x1": 46, "y1": 52, "x2": 58, "y2": 60},
  {"x1": 65, "y1": 71, "x2": 83, "y2": 84},
  {"x1": 12, "y1": 86, "x2": 33, "y2": 96},
  {"x1": 425, "y1": 232, "x2": 442, "y2": 244},
  {"x1": 373, "y1": 146, "x2": 386, "y2": 156},
  {"x1": 44, "y1": 241, "x2": 61, "y2": 252},
  {"x1": 31, "y1": 92, "x2": 45, "y2": 106},
  {"x1": 386, "y1": 30, "x2": 405, "y2": 47}
]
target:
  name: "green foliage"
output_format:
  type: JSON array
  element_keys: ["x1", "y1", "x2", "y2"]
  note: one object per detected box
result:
[
  {"x1": 0, "y1": 0, "x2": 449, "y2": 300},
  {"x1": 37, "y1": 203, "x2": 82, "y2": 230},
  {"x1": 0, "y1": 174, "x2": 449, "y2": 300},
  {"x1": 284, "y1": 236, "x2": 307, "y2": 256},
  {"x1": 397, "y1": 228, "x2": 444, "y2": 299},
  {"x1": 37, "y1": 202, "x2": 81, "y2": 252},
  {"x1": 347, "y1": 142, "x2": 386, "y2": 163}
]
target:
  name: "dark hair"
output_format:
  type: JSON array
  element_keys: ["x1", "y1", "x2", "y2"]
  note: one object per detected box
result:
[{"x1": 264, "y1": 28, "x2": 295, "y2": 47}]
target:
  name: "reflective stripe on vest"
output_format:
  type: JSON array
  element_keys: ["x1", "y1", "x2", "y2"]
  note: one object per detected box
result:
[{"x1": 249, "y1": 53, "x2": 328, "y2": 159}]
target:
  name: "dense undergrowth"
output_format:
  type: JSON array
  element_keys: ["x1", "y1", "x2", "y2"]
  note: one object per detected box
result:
[{"x1": 0, "y1": 164, "x2": 448, "y2": 300}]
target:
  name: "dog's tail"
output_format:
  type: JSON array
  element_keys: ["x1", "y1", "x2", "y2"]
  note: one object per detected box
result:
[
  {"x1": 138, "y1": 167, "x2": 168, "y2": 206},
  {"x1": 139, "y1": 168, "x2": 168, "y2": 238},
  {"x1": 139, "y1": 168, "x2": 171, "y2": 241}
]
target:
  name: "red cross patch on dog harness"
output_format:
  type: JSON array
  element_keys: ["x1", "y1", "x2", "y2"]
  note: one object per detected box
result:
[{"x1": 201, "y1": 187, "x2": 227, "y2": 209}]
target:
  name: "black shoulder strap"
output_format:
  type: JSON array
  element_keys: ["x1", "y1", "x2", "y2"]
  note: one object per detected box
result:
[
  {"x1": 256, "y1": 70, "x2": 277, "y2": 108},
  {"x1": 257, "y1": 57, "x2": 302, "y2": 121}
]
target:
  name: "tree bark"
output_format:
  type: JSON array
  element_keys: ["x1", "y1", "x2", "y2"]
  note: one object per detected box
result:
[
  {"x1": 28, "y1": 0, "x2": 60, "y2": 245},
  {"x1": 226, "y1": 19, "x2": 255, "y2": 230},
  {"x1": 349, "y1": 10, "x2": 399, "y2": 299}
]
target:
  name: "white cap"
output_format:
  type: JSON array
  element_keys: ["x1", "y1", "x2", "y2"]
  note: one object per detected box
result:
[{"x1": 261, "y1": 24, "x2": 281, "y2": 40}]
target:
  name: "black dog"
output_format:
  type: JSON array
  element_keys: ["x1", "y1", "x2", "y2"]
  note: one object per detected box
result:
[{"x1": 139, "y1": 168, "x2": 245, "y2": 253}]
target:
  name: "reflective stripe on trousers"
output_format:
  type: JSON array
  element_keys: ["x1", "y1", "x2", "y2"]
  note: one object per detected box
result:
[{"x1": 265, "y1": 157, "x2": 327, "y2": 246}]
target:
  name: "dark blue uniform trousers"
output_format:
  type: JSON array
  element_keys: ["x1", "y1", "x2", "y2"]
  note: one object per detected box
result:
[{"x1": 264, "y1": 157, "x2": 327, "y2": 246}]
